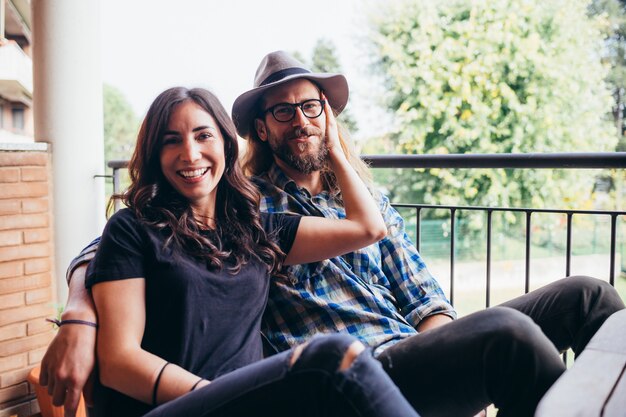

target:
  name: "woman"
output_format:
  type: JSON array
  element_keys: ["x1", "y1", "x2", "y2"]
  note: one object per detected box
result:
[{"x1": 86, "y1": 87, "x2": 420, "y2": 417}]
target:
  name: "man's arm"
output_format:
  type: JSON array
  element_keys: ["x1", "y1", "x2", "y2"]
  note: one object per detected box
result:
[
  {"x1": 39, "y1": 240, "x2": 99, "y2": 417},
  {"x1": 416, "y1": 312, "x2": 453, "y2": 332},
  {"x1": 377, "y1": 197, "x2": 456, "y2": 330}
]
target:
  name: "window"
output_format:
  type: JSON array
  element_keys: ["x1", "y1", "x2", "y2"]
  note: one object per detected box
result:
[{"x1": 12, "y1": 107, "x2": 24, "y2": 131}]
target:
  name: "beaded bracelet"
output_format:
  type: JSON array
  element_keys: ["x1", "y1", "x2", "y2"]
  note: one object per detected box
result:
[{"x1": 46, "y1": 318, "x2": 98, "y2": 328}]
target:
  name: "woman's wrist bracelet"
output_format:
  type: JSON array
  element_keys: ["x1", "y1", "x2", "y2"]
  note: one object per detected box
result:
[
  {"x1": 190, "y1": 378, "x2": 205, "y2": 392},
  {"x1": 46, "y1": 318, "x2": 98, "y2": 329},
  {"x1": 152, "y1": 362, "x2": 170, "y2": 406}
]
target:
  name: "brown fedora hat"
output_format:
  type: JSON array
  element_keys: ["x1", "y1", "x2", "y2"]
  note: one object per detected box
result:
[{"x1": 232, "y1": 50, "x2": 349, "y2": 139}]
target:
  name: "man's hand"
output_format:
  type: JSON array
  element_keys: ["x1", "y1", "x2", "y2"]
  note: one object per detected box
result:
[
  {"x1": 322, "y1": 92, "x2": 342, "y2": 156},
  {"x1": 39, "y1": 262, "x2": 97, "y2": 417},
  {"x1": 39, "y1": 322, "x2": 96, "y2": 417}
]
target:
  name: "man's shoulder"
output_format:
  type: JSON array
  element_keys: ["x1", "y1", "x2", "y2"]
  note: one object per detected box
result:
[{"x1": 251, "y1": 173, "x2": 290, "y2": 197}]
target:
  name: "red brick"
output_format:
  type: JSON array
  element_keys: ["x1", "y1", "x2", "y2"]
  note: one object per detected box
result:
[
  {"x1": 0, "y1": 243, "x2": 50, "y2": 263},
  {"x1": 23, "y1": 228, "x2": 49, "y2": 244},
  {"x1": 20, "y1": 167, "x2": 47, "y2": 182},
  {"x1": 26, "y1": 319, "x2": 53, "y2": 337},
  {"x1": 0, "y1": 261, "x2": 23, "y2": 279},
  {"x1": 0, "y1": 292, "x2": 24, "y2": 310},
  {"x1": 21, "y1": 198, "x2": 48, "y2": 214},
  {"x1": 0, "y1": 200, "x2": 21, "y2": 215},
  {"x1": 0, "y1": 322, "x2": 26, "y2": 341},
  {"x1": 0, "y1": 381, "x2": 28, "y2": 403},
  {"x1": 0, "y1": 332, "x2": 53, "y2": 357},
  {"x1": 0, "y1": 167, "x2": 20, "y2": 183},
  {"x1": 0, "y1": 230, "x2": 22, "y2": 247},
  {"x1": 0, "y1": 303, "x2": 53, "y2": 327},
  {"x1": 0, "y1": 354, "x2": 26, "y2": 373},
  {"x1": 0, "y1": 272, "x2": 50, "y2": 295},
  {"x1": 28, "y1": 346, "x2": 48, "y2": 365},
  {"x1": 0, "y1": 213, "x2": 49, "y2": 231},
  {"x1": 0, "y1": 366, "x2": 33, "y2": 388},
  {"x1": 0, "y1": 152, "x2": 48, "y2": 167},
  {"x1": 25, "y1": 287, "x2": 51, "y2": 305},
  {"x1": 24, "y1": 258, "x2": 49, "y2": 275},
  {"x1": 0, "y1": 183, "x2": 48, "y2": 199}
]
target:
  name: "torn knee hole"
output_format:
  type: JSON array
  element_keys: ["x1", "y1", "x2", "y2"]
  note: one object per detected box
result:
[{"x1": 339, "y1": 341, "x2": 365, "y2": 371}]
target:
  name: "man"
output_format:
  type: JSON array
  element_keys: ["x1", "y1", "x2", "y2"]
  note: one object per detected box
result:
[{"x1": 41, "y1": 51, "x2": 624, "y2": 417}]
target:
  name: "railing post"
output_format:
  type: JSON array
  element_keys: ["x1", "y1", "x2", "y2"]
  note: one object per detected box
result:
[
  {"x1": 112, "y1": 166, "x2": 121, "y2": 212},
  {"x1": 566, "y1": 213, "x2": 573, "y2": 277},
  {"x1": 610, "y1": 214, "x2": 618, "y2": 286},
  {"x1": 450, "y1": 208, "x2": 456, "y2": 306},
  {"x1": 525, "y1": 211, "x2": 532, "y2": 294},
  {"x1": 486, "y1": 210, "x2": 492, "y2": 308},
  {"x1": 415, "y1": 207, "x2": 422, "y2": 252}
]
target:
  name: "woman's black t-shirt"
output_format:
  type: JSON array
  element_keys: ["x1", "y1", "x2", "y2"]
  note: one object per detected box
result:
[{"x1": 85, "y1": 208, "x2": 301, "y2": 417}]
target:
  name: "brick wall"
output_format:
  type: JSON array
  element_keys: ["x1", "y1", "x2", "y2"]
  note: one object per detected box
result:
[{"x1": 0, "y1": 145, "x2": 55, "y2": 417}]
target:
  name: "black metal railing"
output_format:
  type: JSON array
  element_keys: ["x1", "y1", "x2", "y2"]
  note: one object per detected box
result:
[
  {"x1": 361, "y1": 153, "x2": 626, "y2": 307},
  {"x1": 107, "y1": 152, "x2": 626, "y2": 308}
]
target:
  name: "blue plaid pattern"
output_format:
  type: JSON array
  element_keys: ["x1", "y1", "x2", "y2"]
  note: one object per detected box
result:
[{"x1": 254, "y1": 165, "x2": 456, "y2": 355}]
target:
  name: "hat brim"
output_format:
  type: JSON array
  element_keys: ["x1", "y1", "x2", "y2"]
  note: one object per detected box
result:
[{"x1": 232, "y1": 72, "x2": 349, "y2": 139}]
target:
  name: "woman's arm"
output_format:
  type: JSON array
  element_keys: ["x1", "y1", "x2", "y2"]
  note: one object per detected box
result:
[
  {"x1": 92, "y1": 278, "x2": 209, "y2": 405},
  {"x1": 284, "y1": 96, "x2": 387, "y2": 266}
]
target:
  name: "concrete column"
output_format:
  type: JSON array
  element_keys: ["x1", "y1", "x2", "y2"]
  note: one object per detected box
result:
[{"x1": 31, "y1": 0, "x2": 105, "y2": 302}]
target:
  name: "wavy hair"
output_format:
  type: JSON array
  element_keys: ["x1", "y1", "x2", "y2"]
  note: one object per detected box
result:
[{"x1": 112, "y1": 87, "x2": 284, "y2": 276}]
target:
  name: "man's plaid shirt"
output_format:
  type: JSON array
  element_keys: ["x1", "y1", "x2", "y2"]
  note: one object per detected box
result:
[{"x1": 254, "y1": 165, "x2": 456, "y2": 355}]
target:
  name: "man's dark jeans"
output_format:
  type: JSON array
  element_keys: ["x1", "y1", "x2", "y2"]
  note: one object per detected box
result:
[{"x1": 377, "y1": 276, "x2": 625, "y2": 417}]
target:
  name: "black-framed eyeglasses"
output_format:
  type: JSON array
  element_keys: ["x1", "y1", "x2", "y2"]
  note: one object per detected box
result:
[{"x1": 263, "y1": 99, "x2": 326, "y2": 123}]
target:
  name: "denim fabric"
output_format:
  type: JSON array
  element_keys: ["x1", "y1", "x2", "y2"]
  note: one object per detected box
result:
[{"x1": 142, "y1": 334, "x2": 420, "y2": 417}]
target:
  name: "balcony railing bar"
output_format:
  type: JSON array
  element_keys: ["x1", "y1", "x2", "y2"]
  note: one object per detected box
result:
[
  {"x1": 107, "y1": 153, "x2": 625, "y2": 307},
  {"x1": 415, "y1": 207, "x2": 422, "y2": 253},
  {"x1": 486, "y1": 210, "x2": 493, "y2": 308},
  {"x1": 526, "y1": 212, "x2": 532, "y2": 294},
  {"x1": 392, "y1": 203, "x2": 624, "y2": 217},
  {"x1": 109, "y1": 152, "x2": 626, "y2": 173},
  {"x1": 450, "y1": 208, "x2": 457, "y2": 306},
  {"x1": 363, "y1": 152, "x2": 626, "y2": 169},
  {"x1": 566, "y1": 214, "x2": 573, "y2": 277},
  {"x1": 396, "y1": 203, "x2": 624, "y2": 301},
  {"x1": 611, "y1": 214, "x2": 618, "y2": 286}
]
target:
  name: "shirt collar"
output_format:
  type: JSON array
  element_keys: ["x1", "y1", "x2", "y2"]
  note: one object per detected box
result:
[
  {"x1": 265, "y1": 163, "x2": 334, "y2": 200},
  {"x1": 266, "y1": 164, "x2": 299, "y2": 192}
]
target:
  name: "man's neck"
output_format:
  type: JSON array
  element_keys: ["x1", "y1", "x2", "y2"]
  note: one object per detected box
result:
[{"x1": 274, "y1": 159, "x2": 324, "y2": 196}]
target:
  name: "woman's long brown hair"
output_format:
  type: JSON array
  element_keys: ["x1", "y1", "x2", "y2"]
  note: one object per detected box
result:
[{"x1": 112, "y1": 87, "x2": 284, "y2": 275}]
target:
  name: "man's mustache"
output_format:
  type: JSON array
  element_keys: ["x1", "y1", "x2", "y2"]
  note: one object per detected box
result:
[{"x1": 287, "y1": 126, "x2": 323, "y2": 140}]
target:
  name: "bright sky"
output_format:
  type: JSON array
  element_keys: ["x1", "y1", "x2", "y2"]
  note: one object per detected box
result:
[{"x1": 100, "y1": 0, "x2": 391, "y2": 138}]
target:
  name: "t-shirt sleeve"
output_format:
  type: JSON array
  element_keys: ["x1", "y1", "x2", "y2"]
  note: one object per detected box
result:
[
  {"x1": 85, "y1": 209, "x2": 147, "y2": 289},
  {"x1": 261, "y1": 212, "x2": 301, "y2": 254},
  {"x1": 66, "y1": 237, "x2": 100, "y2": 285}
]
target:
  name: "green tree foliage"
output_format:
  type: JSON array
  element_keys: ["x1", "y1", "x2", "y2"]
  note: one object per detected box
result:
[
  {"x1": 103, "y1": 84, "x2": 138, "y2": 163},
  {"x1": 369, "y1": 0, "x2": 616, "y2": 211},
  {"x1": 590, "y1": 0, "x2": 626, "y2": 150},
  {"x1": 295, "y1": 39, "x2": 359, "y2": 133}
]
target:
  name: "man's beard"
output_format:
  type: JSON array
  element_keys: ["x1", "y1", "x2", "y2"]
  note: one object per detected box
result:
[{"x1": 268, "y1": 126, "x2": 329, "y2": 174}]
